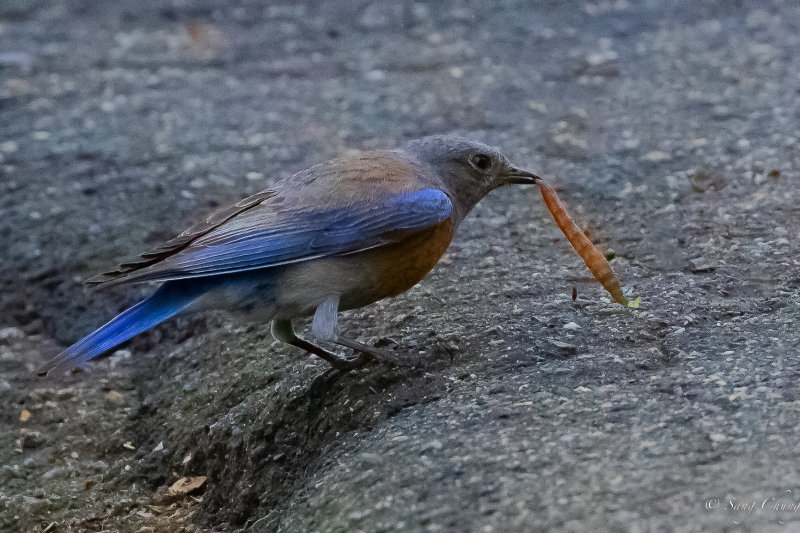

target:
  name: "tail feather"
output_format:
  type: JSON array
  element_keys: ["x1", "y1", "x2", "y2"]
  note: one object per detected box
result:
[{"x1": 38, "y1": 282, "x2": 202, "y2": 375}]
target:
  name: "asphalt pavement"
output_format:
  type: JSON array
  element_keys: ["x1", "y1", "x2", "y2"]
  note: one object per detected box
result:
[{"x1": 1, "y1": 1, "x2": 799, "y2": 531}]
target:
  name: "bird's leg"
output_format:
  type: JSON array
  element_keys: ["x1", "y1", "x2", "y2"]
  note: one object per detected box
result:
[
  {"x1": 334, "y1": 336, "x2": 391, "y2": 362},
  {"x1": 271, "y1": 318, "x2": 375, "y2": 371},
  {"x1": 271, "y1": 318, "x2": 347, "y2": 368},
  {"x1": 313, "y1": 295, "x2": 393, "y2": 365}
]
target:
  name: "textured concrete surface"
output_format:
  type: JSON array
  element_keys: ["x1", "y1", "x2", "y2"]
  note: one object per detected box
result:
[{"x1": 1, "y1": 1, "x2": 799, "y2": 531}]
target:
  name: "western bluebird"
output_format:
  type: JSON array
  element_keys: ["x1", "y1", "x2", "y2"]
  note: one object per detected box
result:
[{"x1": 38, "y1": 135, "x2": 539, "y2": 375}]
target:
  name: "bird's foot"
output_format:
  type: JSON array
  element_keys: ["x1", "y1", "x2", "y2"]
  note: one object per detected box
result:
[
  {"x1": 327, "y1": 350, "x2": 374, "y2": 371},
  {"x1": 271, "y1": 319, "x2": 391, "y2": 372}
]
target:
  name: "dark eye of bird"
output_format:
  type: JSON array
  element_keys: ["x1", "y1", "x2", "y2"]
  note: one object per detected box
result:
[{"x1": 470, "y1": 153, "x2": 492, "y2": 171}]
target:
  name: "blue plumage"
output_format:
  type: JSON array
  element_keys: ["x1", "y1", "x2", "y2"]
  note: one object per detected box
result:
[
  {"x1": 122, "y1": 188, "x2": 452, "y2": 283},
  {"x1": 39, "y1": 136, "x2": 538, "y2": 374},
  {"x1": 40, "y1": 188, "x2": 452, "y2": 373},
  {"x1": 40, "y1": 281, "x2": 203, "y2": 374}
]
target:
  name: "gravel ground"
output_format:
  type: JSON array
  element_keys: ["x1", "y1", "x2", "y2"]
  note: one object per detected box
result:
[{"x1": 1, "y1": 1, "x2": 799, "y2": 531}]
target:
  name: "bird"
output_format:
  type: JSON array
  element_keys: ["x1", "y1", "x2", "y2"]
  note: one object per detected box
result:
[{"x1": 37, "y1": 135, "x2": 539, "y2": 375}]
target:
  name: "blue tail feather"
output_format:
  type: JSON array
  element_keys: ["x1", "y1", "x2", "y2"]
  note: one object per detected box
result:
[{"x1": 38, "y1": 282, "x2": 202, "y2": 375}]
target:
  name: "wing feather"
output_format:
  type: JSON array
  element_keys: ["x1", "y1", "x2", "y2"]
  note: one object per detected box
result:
[
  {"x1": 91, "y1": 188, "x2": 452, "y2": 287},
  {"x1": 87, "y1": 189, "x2": 277, "y2": 285}
]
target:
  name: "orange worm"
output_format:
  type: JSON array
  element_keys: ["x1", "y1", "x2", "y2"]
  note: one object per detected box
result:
[{"x1": 538, "y1": 179, "x2": 627, "y2": 305}]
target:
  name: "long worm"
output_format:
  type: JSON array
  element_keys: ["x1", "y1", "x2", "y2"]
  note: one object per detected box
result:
[{"x1": 539, "y1": 180, "x2": 627, "y2": 305}]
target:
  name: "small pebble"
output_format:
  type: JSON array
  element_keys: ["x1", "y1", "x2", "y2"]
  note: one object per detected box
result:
[{"x1": 640, "y1": 150, "x2": 671, "y2": 163}]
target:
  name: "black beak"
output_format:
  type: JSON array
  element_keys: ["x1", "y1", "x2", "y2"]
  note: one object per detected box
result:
[{"x1": 504, "y1": 166, "x2": 541, "y2": 185}]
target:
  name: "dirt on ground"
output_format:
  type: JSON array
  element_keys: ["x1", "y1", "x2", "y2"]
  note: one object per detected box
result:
[{"x1": 1, "y1": 1, "x2": 799, "y2": 531}]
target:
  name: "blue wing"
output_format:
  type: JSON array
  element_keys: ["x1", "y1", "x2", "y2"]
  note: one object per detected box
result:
[{"x1": 105, "y1": 188, "x2": 452, "y2": 285}]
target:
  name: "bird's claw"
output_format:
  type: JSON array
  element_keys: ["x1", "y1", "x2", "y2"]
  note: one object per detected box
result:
[{"x1": 328, "y1": 350, "x2": 374, "y2": 371}]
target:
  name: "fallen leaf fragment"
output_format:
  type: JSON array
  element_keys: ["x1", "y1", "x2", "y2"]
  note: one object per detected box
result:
[
  {"x1": 105, "y1": 390, "x2": 124, "y2": 404},
  {"x1": 168, "y1": 476, "x2": 207, "y2": 497}
]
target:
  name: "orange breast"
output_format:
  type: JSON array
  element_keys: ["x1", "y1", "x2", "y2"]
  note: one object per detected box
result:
[{"x1": 339, "y1": 218, "x2": 454, "y2": 310}]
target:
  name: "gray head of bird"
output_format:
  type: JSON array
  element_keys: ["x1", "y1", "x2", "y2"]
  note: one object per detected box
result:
[{"x1": 402, "y1": 135, "x2": 539, "y2": 223}]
